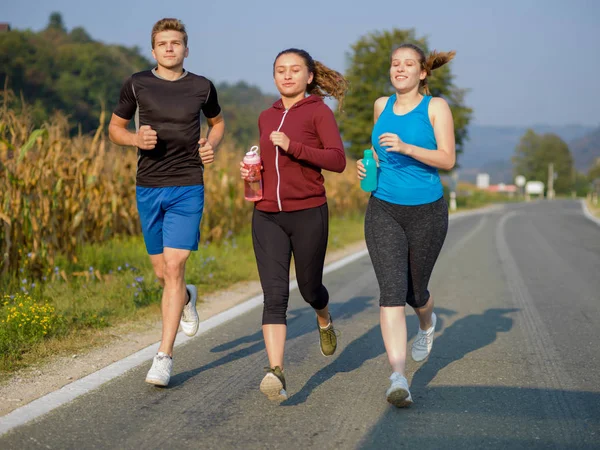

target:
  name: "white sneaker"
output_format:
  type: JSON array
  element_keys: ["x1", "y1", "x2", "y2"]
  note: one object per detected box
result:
[
  {"x1": 180, "y1": 284, "x2": 199, "y2": 336},
  {"x1": 145, "y1": 352, "x2": 173, "y2": 386},
  {"x1": 412, "y1": 312, "x2": 437, "y2": 362},
  {"x1": 386, "y1": 372, "x2": 413, "y2": 408}
]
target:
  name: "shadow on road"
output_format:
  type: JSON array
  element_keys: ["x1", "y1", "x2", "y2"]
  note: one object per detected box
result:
[
  {"x1": 283, "y1": 307, "x2": 458, "y2": 406},
  {"x1": 357, "y1": 385, "x2": 599, "y2": 449},
  {"x1": 353, "y1": 307, "x2": 600, "y2": 450},
  {"x1": 169, "y1": 295, "x2": 377, "y2": 388},
  {"x1": 411, "y1": 308, "x2": 519, "y2": 390}
]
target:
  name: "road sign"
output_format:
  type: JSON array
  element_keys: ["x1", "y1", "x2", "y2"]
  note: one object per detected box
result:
[
  {"x1": 525, "y1": 181, "x2": 544, "y2": 195},
  {"x1": 515, "y1": 175, "x2": 526, "y2": 187}
]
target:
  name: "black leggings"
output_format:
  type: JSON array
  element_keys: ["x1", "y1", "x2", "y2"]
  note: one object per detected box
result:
[
  {"x1": 252, "y1": 204, "x2": 329, "y2": 325},
  {"x1": 364, "y1": 196, "x2": 448, "y2": 308}
]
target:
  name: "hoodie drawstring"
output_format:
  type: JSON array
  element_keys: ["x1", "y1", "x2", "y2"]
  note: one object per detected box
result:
[{"x1": 275, "y1": 109, "x2": 289, "y2": 211}]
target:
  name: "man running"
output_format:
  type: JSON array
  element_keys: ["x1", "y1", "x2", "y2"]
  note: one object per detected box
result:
[{"x1": 108, "y1": 18, "x2": 225, "y2": 387}]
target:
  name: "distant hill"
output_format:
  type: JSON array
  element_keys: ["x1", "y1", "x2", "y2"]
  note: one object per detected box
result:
[
  {"x1": 215, "y1": 81, "x2": 277, "y2": 148},
  {"x1": 569, "y1": 126, "x2": 600, "y2": 172},
  {"x1": 0, "y1": 14, "x2": 151, "y2": 132},
  {"x1": 460, "y1": 124, "x2": 597, "y2": 183},
  {"x1": 0, "y1": 13, "x2": 276, "y2": 148}
]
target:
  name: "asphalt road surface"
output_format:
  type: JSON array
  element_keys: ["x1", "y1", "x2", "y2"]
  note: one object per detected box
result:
[{"x1": 1, "y1": 199, "x2": 599, "y2": 449}]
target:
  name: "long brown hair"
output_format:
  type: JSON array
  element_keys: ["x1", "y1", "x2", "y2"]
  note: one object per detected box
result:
[
  {"x1": 392, "y1": 43, "x2": 455, "y2": 95},
  {"x1": 274, "y1": 48, "x2": 349, "y2": 111}
]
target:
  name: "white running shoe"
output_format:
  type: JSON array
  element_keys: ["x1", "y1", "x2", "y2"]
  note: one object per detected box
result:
[
  {"x1": 145, "y1": 352, "x2": 173, "y2": 387},
  {"x1": 412, "y1": 312, "x2": 437, "y2": 362},
  {"x1": 386, "y1": 372, "x2": 413, "y2": 408},
  {"x1": 180, "y1": 284, "x2": 199, "y2": 336}
]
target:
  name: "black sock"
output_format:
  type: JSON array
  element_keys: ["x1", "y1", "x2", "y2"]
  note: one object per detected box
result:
[{"x1": 185, "y1": 289, "x2": 191, "y2": 305}]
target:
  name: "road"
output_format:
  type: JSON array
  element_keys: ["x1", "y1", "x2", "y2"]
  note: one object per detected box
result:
[{"x1": 1, "y1": 199, "x2": 599, "y2": 449}]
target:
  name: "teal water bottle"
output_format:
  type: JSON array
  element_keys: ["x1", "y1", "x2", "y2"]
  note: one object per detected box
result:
[{"x1": 360, "y1": 150, "x2": 377, "y2": 192}]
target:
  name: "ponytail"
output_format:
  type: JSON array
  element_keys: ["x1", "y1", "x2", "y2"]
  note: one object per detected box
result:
[
  {"x1": 421, "y1": 50, "x2": 455, "y2": 95},
  {"x1": 274, "y1": 48, "x2": 349, "y2": 111}
]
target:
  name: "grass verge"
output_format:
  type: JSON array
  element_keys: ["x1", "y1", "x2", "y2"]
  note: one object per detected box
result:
[{"x1": 0, "y1": 214, "x2": 365, "y2": 375}]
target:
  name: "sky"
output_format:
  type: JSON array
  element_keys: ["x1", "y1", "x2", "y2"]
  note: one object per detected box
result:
[{"x1": 3, "y1": 0, "x2": 600, "y2": 127}]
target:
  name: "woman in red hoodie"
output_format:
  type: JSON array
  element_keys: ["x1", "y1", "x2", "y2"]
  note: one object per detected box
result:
[{"x1": 240, "y1": 48, "x2": 348, "y2": 401}]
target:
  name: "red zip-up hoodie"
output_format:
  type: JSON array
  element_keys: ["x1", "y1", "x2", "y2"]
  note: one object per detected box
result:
[{"x1": 256, "y1": 95, "x2": 346, "y2": 212}]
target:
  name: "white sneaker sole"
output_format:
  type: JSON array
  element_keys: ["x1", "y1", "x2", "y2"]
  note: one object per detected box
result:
[
  {"x1": 145, "y1": 376, "x2": 169, "y2": 387},
  {"x1": 412, "y1": 351, "x2": 430, "y2": 363},
  {"x1": 386, "y1": 387, "x2": 413, "y2": 408},
  {"x1": 259, "y1": 373, "x2": 287, "y2": 401}
]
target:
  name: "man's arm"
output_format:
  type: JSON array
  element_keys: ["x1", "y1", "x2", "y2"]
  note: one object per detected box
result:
[
  {"x1": 206, "y1": 113, "x2": 225, "y2": 150},
  {"x1": 199, "y1": 113, "x2": 225, "y2": 165},
  {"x1": 108, "y1": 114, "x2": 157, "y2": 150}
]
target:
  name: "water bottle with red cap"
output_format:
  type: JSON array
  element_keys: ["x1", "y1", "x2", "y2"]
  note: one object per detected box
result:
[{"x1": 243, "y1": 146, "x2": 263, "y2": 201}]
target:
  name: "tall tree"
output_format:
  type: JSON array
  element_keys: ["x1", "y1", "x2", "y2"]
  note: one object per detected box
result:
[
  {"x1": 0, "y1": 15, "x2": 151, "y2": 132},
  {"x1": 589, "y1": 158, "x2": 600, "y2": 181},
  {"x1": 216, "y1": 81, "x2": 278, "y2": 149},
  {"x1": 47, "y1": 12, "x2": 67, "y2": 33},
  {"x1": 0, "y1": 15, "x2": 282, "y2": 146},
  {"x1": 337, "y1": 29, "x2": 472, "y2": 162},
  {"x1": 513, "y1": 130, "x2": 575, "y2": 194}
]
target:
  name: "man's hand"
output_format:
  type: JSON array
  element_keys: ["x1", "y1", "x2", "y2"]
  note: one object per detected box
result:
[
  {"x1": 199, "y1": 138, "x2": 215, "y2": 164},
  {"x1": 135, "y1": 125, "x2": 157, "y2": 150}
]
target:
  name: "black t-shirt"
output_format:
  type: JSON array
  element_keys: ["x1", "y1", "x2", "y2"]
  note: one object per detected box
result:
[{"x1": 113, "y1": 69, "x2": 221, "y2": 187}]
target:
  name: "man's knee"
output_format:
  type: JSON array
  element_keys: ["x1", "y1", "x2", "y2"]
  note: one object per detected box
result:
[
  {"x1": 163, "y1": 257, "x2": 186, "y2": 281},
  {"x1": 153, "y1": 266, "x2": 165, "y2": 284}
]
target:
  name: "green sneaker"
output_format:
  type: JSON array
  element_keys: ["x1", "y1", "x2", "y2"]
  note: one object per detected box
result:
[
  {"x1": 318, "y1": 315, "x2": 338, "y2": 357},
  {"x1": 259, "y1": 366, "x2": 287, "y2": 401}
]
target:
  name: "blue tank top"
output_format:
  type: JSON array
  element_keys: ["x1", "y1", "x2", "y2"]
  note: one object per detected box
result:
[{"x1": 371, "y1": 95, "x2": 443, "y2": 205}]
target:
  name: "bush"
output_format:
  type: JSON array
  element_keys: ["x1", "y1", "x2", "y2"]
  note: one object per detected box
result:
[{"x1": 0, "y1": 292, "x2": 65, "y2": 361}]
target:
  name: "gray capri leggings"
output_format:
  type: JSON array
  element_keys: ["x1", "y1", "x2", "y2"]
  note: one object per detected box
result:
[{"x1": 364, "y1": 195, "x2": 448, "y2": 308}]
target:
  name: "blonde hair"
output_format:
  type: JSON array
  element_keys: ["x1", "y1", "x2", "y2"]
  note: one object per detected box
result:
[
  {"x1": 392, "y1": 43, "x2": 455, "y2": 95},
  {"x1": 274, "y1": 49, "x2": 350, "y2": 111},
  {"x1": 151, "y1": 18, "x2": 188, "y2": 48}
]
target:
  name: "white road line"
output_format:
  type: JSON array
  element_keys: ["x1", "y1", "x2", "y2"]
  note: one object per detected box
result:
[{"x1": 580, "y1": 199, "x2": 600, "y2": 227}]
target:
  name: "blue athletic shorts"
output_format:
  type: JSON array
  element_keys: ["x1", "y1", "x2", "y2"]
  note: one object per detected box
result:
[{"x1": 135, "y1": 185, "x2": 204, "y2": 255}]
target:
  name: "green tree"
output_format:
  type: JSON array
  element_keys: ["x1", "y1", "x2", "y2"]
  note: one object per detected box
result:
[
  {"x1": 589, "y1": 158, "x2": 600, "y2": 181},
  {"x1": 513, "y1": 130, "x2": 575, "y2": 194},
  {"x1": 47, "y1": 12, "x2": 67, "y2": 33},
  {"x1": 337, "y1": 29, "x2": 473, "y2": 162},
  {"x1": 216, "y1": 81, "x2": 278, "y2": 149},
  {"x1": 0, "y1": 15, "x2": 151, "y2": 133},
  {"x1": 70, "y1": 27, "x2": 93, "y2": 43},
  {"x1": 0, "y1": 15, "x2": 277, "y2": 147}
]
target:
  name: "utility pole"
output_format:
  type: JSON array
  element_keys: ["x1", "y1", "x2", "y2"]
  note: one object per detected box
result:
[
  {"x1": 449, "y1": 171, "x2": 459, "y2": 211},
  {"x1": 547, "y1": 163, "x2": 555, "y2": 200}
]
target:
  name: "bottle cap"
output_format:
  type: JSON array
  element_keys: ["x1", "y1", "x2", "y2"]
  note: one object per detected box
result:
[
  {"x1": 364, "y1": 149, "x2": 373, "y2": 158},
  {"x1": 246, "y1": 145, "x2": 259, "y2": 157}
]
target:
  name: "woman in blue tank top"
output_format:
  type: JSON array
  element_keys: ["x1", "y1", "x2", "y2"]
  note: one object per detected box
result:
[{"x1": 357, "y1": 43, "x2": 457, "y2": 408}]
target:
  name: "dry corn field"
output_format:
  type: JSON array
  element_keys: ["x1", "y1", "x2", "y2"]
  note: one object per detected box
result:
[{"x1": 0, "y1": 93, "x2": 367, "y2": 280}]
